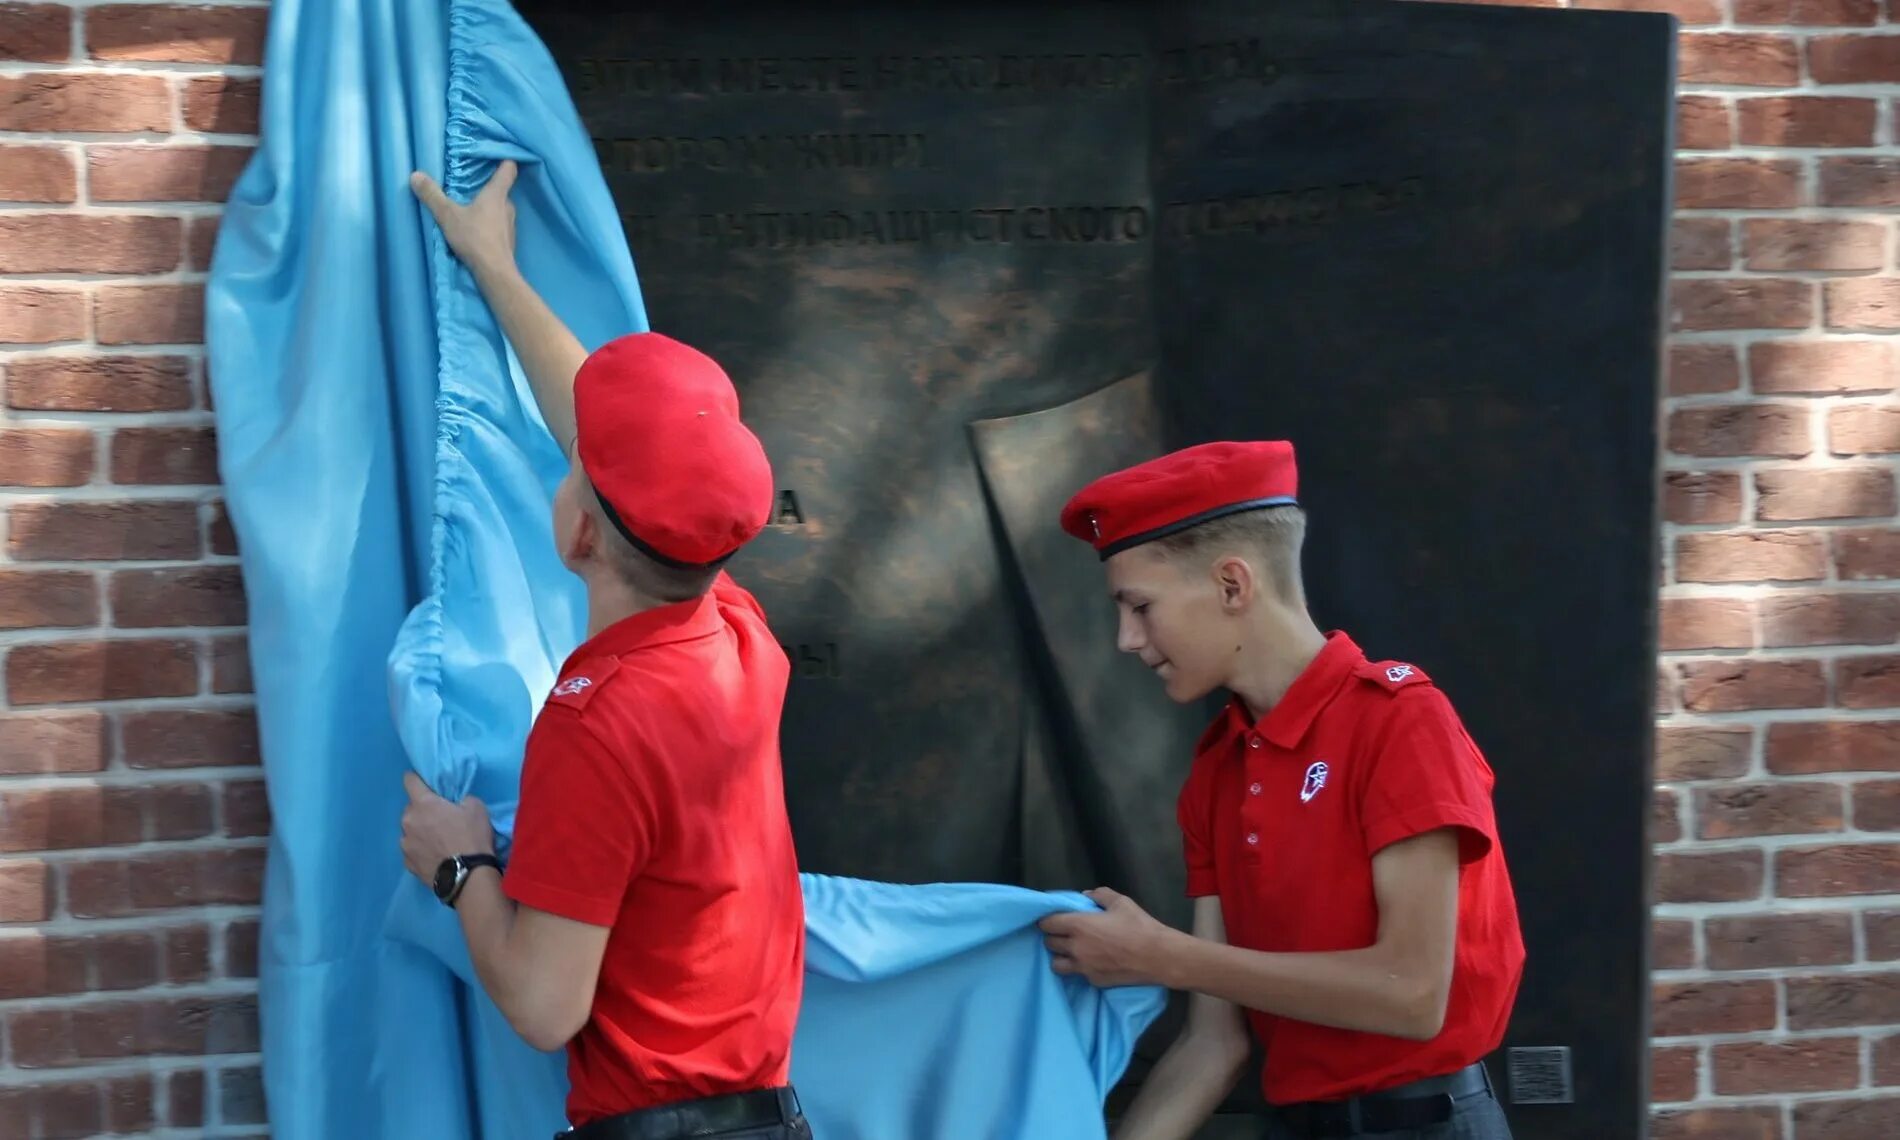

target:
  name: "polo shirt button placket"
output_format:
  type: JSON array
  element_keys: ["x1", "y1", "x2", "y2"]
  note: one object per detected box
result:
[{"x1": 1242, "y1": 735, "x2": 1267, "y2": 860}]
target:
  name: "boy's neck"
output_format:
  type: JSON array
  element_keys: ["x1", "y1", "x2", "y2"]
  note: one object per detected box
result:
[
  {"x1": 1227, "y1": 605, "x2": 1329, "y2": 723},
  {"x1": 584, "y1": 574, "x2": 667, "y2": 638}
]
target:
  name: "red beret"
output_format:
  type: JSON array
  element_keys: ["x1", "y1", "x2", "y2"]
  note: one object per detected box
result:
[
  {"x1": 1059, "y1": 441, "x2": 1298, "y2": 559},
  {"x1": 573, "y1": 332, "x2": 773, "y2": 567}
]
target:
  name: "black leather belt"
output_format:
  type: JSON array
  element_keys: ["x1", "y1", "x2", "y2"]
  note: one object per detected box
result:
[
  {"x1": 561, "y1": 1087, "x2": 803, "y2": 1140},
  {"x1": 1272, "y1": 1062, "x2": 1493, "y2": 1138}
]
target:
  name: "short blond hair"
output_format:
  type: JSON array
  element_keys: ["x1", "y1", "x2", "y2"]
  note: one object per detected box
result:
[
  {"x1": 1153, "y1": 506, "x2": 1306, "y2": 604},
  {"x1": 587, "y1": 493, "x2": 723, "y2": 602}
]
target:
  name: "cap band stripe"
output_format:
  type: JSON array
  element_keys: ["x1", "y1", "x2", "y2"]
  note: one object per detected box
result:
[
  {"x1": 593, "y1": 486, "x2": 733, "y2": 572},
  {"x1": 1097, "y1": 496, "x2": 1299, "y2": 560}
]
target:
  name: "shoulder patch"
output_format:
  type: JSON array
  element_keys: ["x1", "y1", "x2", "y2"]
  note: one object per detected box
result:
[
  {"x1": 1355, "y1": 659, "x2": 1433, "y2": 694},
  {"x1": 546, "y1": 656, "x2": 622, "y2": 711}
]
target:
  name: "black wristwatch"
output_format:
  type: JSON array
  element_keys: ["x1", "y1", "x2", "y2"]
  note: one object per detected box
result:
[{"x1": 432, "y1": 853, "x2": 502, "y2": 908}]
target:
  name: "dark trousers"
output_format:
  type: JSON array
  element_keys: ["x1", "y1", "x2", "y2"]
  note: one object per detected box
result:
[
  {"x1": 557, "y1": 1087, "x2": 811, "y2": 1140},
  {"x1": 1264, "y1": 1063, "x2": 1513, "y2": 1140}
]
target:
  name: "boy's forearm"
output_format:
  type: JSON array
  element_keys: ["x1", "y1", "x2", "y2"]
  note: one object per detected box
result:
[
  {"x1": 1159, "y1": 933, "x2": 1443, "y2": 1041},
  {"x1": 455, "y1": 867, "x2": 531, "y2": 1013},
  {"x1": 469, "y1": 262, "x2": 588, "y2": 452},
  {"x1": 1112, "y1": 1030, "x2": 1248, "y2": 1140}
]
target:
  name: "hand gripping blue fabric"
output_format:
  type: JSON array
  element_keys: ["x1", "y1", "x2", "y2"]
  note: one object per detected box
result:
[{"x1": 206, "y1": 1, "x2": 1167, "y2": 1137}]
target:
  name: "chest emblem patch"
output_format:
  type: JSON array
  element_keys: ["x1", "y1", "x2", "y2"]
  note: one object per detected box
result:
[
  {"x1": 1301, "y1": 761, "x2": 1330, "y2": 803},
  {"x1": 1386, "y1": 665, "x2": 1415, "y2": 684},
  {"x1": 552, "y1": 676, "x2": 593, "y2": 697}
]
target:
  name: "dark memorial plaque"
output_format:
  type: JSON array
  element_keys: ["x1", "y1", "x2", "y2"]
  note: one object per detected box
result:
[{"x1": 517, "y1": 2, "x2": 1674, "y2": 1137}]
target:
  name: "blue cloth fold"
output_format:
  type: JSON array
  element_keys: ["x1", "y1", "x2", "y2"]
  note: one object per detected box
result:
[{"x1": 208, "y1": 1, "x2": 1165, "y2": 1137}]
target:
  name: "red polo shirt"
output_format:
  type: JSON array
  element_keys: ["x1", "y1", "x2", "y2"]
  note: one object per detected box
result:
[
  {"x1": 504, "y1": 572, "x2": 805, "y2": 1126},
  {"x1": 1178, "y1": 632, "x2": 1523, "y2": 1105}
]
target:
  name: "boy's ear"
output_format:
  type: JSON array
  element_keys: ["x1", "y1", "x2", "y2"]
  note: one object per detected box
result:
[
  {"x1": 567, "y1": 501, "x2": 600, "y2": 564},
  {"x1": 1213, "y1": 554, "x2": 1256, "y2": 610}
]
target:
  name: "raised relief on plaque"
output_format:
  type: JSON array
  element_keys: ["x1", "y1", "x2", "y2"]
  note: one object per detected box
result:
[
  {"x1": 571, "y1": 52, "x2": 1146, "y2": 97},
  {"x1": 773, "y1": 490, "x2": 806, "y2": 527},
  {"x1": 594, "y1": 134, "x2": 931, "y2": 175},
  {"x1": 687, "y1": 205, "x2": 1152, "y2": 250},
  {"x1": 1154, "y1": 38, "x2": 1278, "y2": 89},
  {"x1": 1161, "y1": 177, "x2": 1428, "y2": 240}
]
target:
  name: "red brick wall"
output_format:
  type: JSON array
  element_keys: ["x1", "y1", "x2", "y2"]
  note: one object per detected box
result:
[
  {"x1": 1594, "y1": 0, "x2": 1900, "y2": 1137},
  {"x1": 0, "y1": 3, "x2": 269, "y2": 1137},
  {"x1": 2, "y1": 1, "x2": 1897, "y2": 1139}
]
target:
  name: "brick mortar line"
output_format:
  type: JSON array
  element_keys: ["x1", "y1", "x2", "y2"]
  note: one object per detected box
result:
[
  {"x1": 1656, "y1": 452, "x2": 1900, "y2": 466},
  {"x1": 0, "y1": 62, "x2": 264, "y2": 77},
  {"x1": 0, "y1": 345, "x2": 208, "y2": 359},
  {"x1": 0, "y1": 692, "x2": 253, "y2": 715},
  {"x1": 35, "y1": 135, "x2": 263, "y2": 147},
  {"x1": 0, "y1": 1051, "x2": 266, "y2": 1089},
  {"x1": 1660, "y1": 906, "x2": 1900, "y2": 923},
  {"x1": 0, "y1": 904, "x2": 261, "y2": 936},
  {"x1": 1658, "y1": 909, "x2": 1898, "y2": 930},
  {"x1": 1672, "y1": 270, "x2": 1900, "y2": 280},
  {"x1": 1585, "y1": 705, "x2": 1888, "y2": 721},
  {"x1": 1679, "y1": 269, "x2": 1900, "y2": 281},
  {"x1": 0, "y1": 252, "x2": 217, "y2": 265},
  {"x1": 1661, "y1": 783, "x2": 1900, "y2": 802},
  {"x1": 1676, "y1": 211, "x2": 1900, "y2": 219},
  {"x1": 1670, "y1": 327, "x2": 1900, "y2": 339},
  {"x1": 0, "y1": 569, "x2": 240, "y2": 587},
  {"x1": 1681, "y1": 145, "x2": 1900, "y2": 157},
  {"x1": 0, "y1": 560, "x2": 242, "y2": 576},
  {"x1": 0, "y1": 908, "x2": 259, "y2": 934},
  {"x1": 0, "y1": 412, "x2": 220, "y2": 430},
  {"x1": 0, "y1": 611, "x2": 241, "y2": 631},
  {"x1": 0, "y1": 147, "x2": 258, "y2": 160},
  {"x1": 0, "y1": 979, "x2": 263, "y2": 1015},
  {"x1": 0, "y1": 275, "x2": 213, "y2": 292},
  {"x1": 1648, "y1": 1027, "x2": 1894, "y2": 1047},
  {"x1": 1653, "y1": 967, "x2": 1900, "y2": 982},
  {"x1": 0, "y1": 771, "x2": 264, "y2": 792},
  {"x1": 1660, "y1": 515, "x2": 1900, "y2": 529},
  {"x1": 1659, "y1": 651, "x2": 1900, "y2": 666},
  {"x1": 0, "y1": 834, "x2": 267, "y2": 861},
  {"x1": 0, "y1": 201, "x2": 246, "y2": 215},
  {"x1": 0, "y1": 633, "x2": 250, "y2": 658},
  {"x1": 0, "y1": 481, "x2": 229, "y2": 498},
  {"x1": 53, "y1": 0, "x2": 270, "y2": 7},
  {"x1": 0, "y1": 270, "x2": 212, "y2": 286},
  {"x1": 1649, "y1": 1085, "x2": 1900, "y2": 1103}
]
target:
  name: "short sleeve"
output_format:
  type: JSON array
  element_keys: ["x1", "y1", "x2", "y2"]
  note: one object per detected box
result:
[
  {"x1": 1177, "y1": 761, "x2": 1219, "y2": 899},
  {"x1": 1359, "y1": 688, "x2": 1498, "y2": 864},
  {"x1": 503, "y1": 708, "x2": 653, "y2": 927}
]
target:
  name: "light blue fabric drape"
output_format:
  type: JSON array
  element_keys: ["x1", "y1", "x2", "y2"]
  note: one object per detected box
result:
[{"x1": 208, "y1": 1, "x2": 1164, "y2": 1137}]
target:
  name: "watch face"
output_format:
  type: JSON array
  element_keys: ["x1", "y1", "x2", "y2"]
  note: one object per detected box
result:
[{"x1": 433, "y1": 858, "x2": 459, "y2": 899}]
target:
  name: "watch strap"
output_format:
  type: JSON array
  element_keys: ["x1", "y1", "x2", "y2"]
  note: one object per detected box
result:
[{"x1": 444, "y1": 853, "x2": 503, "y2": 908}]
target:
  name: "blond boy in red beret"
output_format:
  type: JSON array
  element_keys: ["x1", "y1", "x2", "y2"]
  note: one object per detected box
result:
[{"x1": 1040, "y1": 441, "x2": 1523, "y2": 1140}]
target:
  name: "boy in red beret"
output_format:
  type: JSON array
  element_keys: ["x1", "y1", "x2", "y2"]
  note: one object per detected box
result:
[
  {"x1": 1039, "y1": 441, "x2": 1523, "y2": 1140},
  {"x1": 396, "y1": 162, "x2": 812, "y2": 1140}
]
